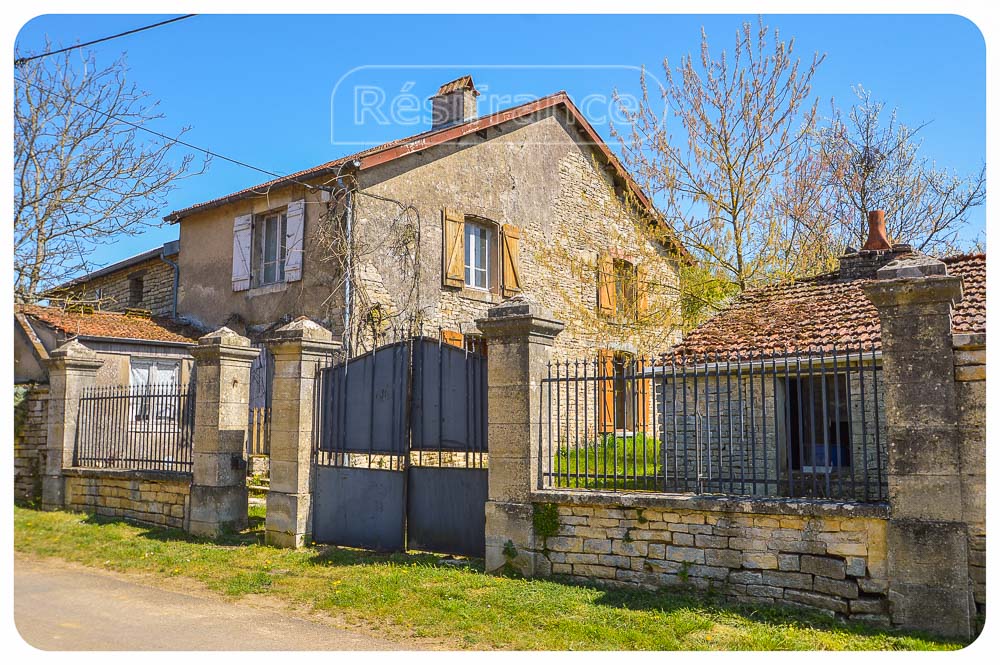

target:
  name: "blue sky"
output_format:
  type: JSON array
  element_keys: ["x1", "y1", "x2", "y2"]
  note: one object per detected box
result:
[{"x1": 16, "y1": 13, "x2": 986, "y2": 274}]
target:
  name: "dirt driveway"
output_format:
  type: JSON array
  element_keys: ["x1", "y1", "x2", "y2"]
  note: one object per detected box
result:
[{"x1": 14, "y1": 554, "x2": 412, "y2": 650}]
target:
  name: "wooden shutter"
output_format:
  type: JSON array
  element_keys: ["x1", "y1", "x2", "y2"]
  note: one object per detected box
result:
[
  {"x1": 501, "y1": 224, "x2": 522, "y2": 296},
  {"x1": 598, "y1": 349, "x2": 615, "y2": 433},
  {"x1": 636, "y1": 263, "x2": 649, "y2": 319},
  {"x1": 636, "y1": 357, "x2": 652, "y2": 434},
  {"x1": 441, "y1": 329, "x2": 464, "y2": 348},
  {"x1": 232, "y1": 213, "x2": 253, "y2": 292},
  {"x1": 442, "y1": 209, "x2": 465, "y2": 287},
  {"x1": 596, "y1": 254, "x2": 615, "y2": 316},
  {"x1": 284, "y1": 199, "x2": 305, "y2": 282}
]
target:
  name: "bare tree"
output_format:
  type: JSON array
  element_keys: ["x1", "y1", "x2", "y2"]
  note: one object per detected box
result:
[
  {"x1": 14, "y1": 44, "x2": 203, "y2": 301},
  {"x1": 812, "y1": 86, "x2": 985, "y2": 255},
  {"x1": 612, "y1": 19, "x2": 824, "y2": 293}
]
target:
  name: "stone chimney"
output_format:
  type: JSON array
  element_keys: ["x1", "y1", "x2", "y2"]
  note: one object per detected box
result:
[
  {"x1": 838, "y1": 210, "x2": 913, "y2": 280},
  {"x1": 430, "y1": 75, "x2": 479, "y2": 130}
]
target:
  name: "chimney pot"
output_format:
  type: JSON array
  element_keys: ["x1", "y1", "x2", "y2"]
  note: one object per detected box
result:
[{"x1": 861, "y1": 210, "x2": 892, "y2": 251}]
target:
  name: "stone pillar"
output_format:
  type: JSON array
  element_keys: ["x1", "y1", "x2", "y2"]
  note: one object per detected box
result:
[
  {"x1": 265, "y1": 318, "x2": 341, "y2": 548},
  {"x1": 476, "y1": 297, "x2": 564, "y2": 575},
  {"x1": 41, "y1": 340, "x2": 103, "y2": 510},
  {"x1": 187, "y1": 327, "x2": 259, "y2": 538},
  {"x1": 863, "y1": 254, "x2": 972, "y2": 638}
]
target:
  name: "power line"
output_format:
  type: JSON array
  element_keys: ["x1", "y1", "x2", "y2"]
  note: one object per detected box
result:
[
  {"x1": 14, "y1": 15, "x2": 197, "y2": 66},
  {"x1": 15, "y1": 74, "x2": 304, "y2": 185}
]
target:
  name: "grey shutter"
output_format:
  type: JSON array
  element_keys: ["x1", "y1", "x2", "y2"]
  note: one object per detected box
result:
[
  {"x1": 232, "y1": 213, "x2": 253, "y2": 292},
  {"x1": 284, "y1": 199, "x2": 305, "y2": 282}
]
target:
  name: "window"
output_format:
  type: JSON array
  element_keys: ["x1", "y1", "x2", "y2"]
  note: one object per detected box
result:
[
  {"x1": 128, "y1": 274, "x2": 144, "y2": 306},
  {"x1": 254, "y1": 212, "x2": 287, "y2": 286},
  {"x1": 612, "y1": 352, "x2": 636, "y2": 431},
  {"x1": 129, "y1": 358, "x2": 181, "y2": 423},
  {"x1": 786, "y1": 374, "x2": 852, "y2": 472},
  {"x1": 464, "y1": 221, "x2": 493, "y2": 290}
]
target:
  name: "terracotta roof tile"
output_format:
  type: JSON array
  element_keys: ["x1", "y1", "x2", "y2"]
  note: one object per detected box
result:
[
  {"x1": 672, "y1": 253, "x2": 985, "y2": 359},
  {"x1": 19, "y1": 305, "x2": 202, "y2": 345}
]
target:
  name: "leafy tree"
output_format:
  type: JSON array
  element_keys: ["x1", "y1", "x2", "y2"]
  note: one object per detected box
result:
[{"x1": 612, "y1": 19, "x2": 824, "y2": 295}]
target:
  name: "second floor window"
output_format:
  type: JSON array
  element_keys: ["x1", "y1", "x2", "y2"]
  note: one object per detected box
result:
[
  {"x1": 256, "y1": 212, "x2": 287, "y2": 286},
  {"x1": 465, "y1": 222, "x2": 492, "y2": 290},
  {"x1": 613, "y1": 258, "x2": 637, "y2": 319}
]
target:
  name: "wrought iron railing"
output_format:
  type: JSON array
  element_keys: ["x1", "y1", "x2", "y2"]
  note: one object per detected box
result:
[
  {"x1": 75, "y1": 384, "x2": 195, "y2": 472},
  {"x1": 539, "y1": 345, "x2": 887, "y2": 502}
]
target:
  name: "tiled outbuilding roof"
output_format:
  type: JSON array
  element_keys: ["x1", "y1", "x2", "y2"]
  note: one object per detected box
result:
[
  {"x1": 19, "y1": 304, "x2": 202, "y2": 345},
  {"x1": 672, "y1": 253, "x2": 985, "y2": 358}
]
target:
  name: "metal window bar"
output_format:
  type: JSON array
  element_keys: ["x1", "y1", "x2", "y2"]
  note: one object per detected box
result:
[
  {"x1": 74, "y1": 383, "x2": 195, "y2": 473},
  {"x1": 539, "y1": 346, "x2": 886, "y2": 502}
]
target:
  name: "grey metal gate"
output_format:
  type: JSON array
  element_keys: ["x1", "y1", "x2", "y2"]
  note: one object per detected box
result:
[{"x1": 312, "y1": 337, "x2": 488, "y2": 556}]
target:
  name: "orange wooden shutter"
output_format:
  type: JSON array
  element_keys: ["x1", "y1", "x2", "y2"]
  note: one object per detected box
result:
[
  {"x1": 598, "y1": 349, "x2": 615, "y2": 433},
  {"x1": 596, "y1": 254, "x2": 615, "y2": 316},
  {"x1": 501, "y1": 224, "x2": 522, "y2": 296},
  {"x1": 442, "y1": 209, "x2": 465, "y2": 287},
  {"x1": 636, "y1": 263, "x2": 649, "y2": 320},
  {"x1": 440, "y1": 329, "x2": 464, "y2": 348},
  {"x1": 636, "y1": 357, "x2": 652, "y2": 435}
]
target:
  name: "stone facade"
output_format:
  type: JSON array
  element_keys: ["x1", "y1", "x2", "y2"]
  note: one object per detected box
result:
[
  {"x1": 14, "y1": 385, "x2": 49, "y2": 504},
  {"x1": 534, "y1": 492, "x2": 889, "y2": 623},
  {"x1": 54, "y1": 254, "x2": 177, "y2": 317},
  {"x1": 173, "y1": 106, "x2": 682, "y2": 359},
  {"x1": 63, "y1": 468, "x2": 190, "y2": 529}
]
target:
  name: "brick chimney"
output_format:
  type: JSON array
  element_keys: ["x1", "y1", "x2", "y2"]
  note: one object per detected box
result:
[
  {"x1": 838, "y1": 210, "x2": 913, "y2": 280},
  {"x1": 430, "y1": 75, "x2": 479, "y2": 130}
]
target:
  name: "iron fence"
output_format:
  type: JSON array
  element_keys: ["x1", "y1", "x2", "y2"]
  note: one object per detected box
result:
[
  {"x1": 75, "y1": 384, "x2": 195, "y2": 472},
  {"x1": 540, "y1": 345, "x2": 887, "y2": 502}
]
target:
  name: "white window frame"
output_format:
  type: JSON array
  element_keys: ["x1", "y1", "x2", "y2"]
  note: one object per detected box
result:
[
  {"x1": 255, "y1": 211, "x2": 288, "y2": 287},
  {"x1": 464, "y1": 221, "x2": 492, "y2": 291}
]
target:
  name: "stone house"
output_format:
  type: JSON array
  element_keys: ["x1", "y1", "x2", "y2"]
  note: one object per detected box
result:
[
  {"x1": 161, "y1": 76, "x2": 688, "y2": 370},
  {"x1": 45, "y1": 240, "x2": 180, "y2": 318}
]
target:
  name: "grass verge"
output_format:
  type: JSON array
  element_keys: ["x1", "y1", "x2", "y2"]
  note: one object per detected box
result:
[{"x1": 14, "y1": 506, "x2": 963, "y2": 650}]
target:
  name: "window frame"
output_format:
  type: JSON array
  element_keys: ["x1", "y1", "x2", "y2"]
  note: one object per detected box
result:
[
  {"x1": 463, "y1": 220, "x2": 496, "y2": 292},
  {"x1": 253, "y1": 210, "x2": 288, "y2": 287}
]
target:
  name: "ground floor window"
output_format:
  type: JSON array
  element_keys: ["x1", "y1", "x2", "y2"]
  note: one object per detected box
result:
[
  {"x1": 785, "y1": 374, "x2": 851, "y2": 472},
  {"x1": 129, "y1": 358, "x2": 181, "y2": 423}
]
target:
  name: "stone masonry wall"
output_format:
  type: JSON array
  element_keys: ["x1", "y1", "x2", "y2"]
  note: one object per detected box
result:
[
  {"x1": 953, "y1": 332, "x2": 985, "y2": 620},
  {"x1": 63, "y1": 468, "x2": 191, "y2": 530},
  {"x1": 57, "y1": 256, "x2": 176, "y2": 317},
  {"x1": 15, "y1": 385, "x2": 49, "y2": 504},
  {"x1": 534, "y1": 492, "x2": 889, "y2": 623}
]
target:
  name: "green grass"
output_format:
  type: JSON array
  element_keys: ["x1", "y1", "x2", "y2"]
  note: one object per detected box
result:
[
  {"x1": 554, "y1": 433, "x2": 663, "y2": 490},
  {"x1": 14, "y1": 506, "x2": 964, "y2": 650}
]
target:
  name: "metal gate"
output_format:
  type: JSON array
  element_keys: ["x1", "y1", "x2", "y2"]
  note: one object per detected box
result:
[{"x1": 312, "y1": 337, "x2": 488, "y2": 557}]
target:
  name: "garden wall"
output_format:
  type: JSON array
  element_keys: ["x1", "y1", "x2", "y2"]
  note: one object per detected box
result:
[
  {"x1": 953, "y1": 332, "x2": 986, "y2": 619},
  {"x1": 532, "y1": 490, "x2": 890, "y2": 623},
  {"x1": 63, "y1": 468, "x2": 191, "y2": 530},
  {"x1": 14, "y1": 385, "x2": 49, "y2": 504}
]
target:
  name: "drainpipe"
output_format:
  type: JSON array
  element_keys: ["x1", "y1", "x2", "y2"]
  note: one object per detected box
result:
[{"x1": 160, "y1": 240, "x2": 180, "y2": 319}]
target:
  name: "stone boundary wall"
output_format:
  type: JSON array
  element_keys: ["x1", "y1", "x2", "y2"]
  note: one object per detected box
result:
[
  {"x1": 532, "y1": 490, "x2": 890, "y2": 623},
  {"x1": 14, "y1": 385, "x2": 49, "y2": 504},
  {"x1": 953, "y1": 332, "x2": 986, "y2": 620},
  {"x1": 63, "y1": 468, "x2": 191, "y2": 530}
]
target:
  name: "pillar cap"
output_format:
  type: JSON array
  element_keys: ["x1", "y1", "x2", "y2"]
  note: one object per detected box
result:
[
  {"x1": 476, "y1": 295, "x2": 565, "y2": 341},
  {"x1": 875, "y1": 253, "x2": 948, "y2": 280},
  {"x1": 267, "y1": 316, "x2": 336, "y2": 343},
  {"x1": 46, "y1": 338, "x2": 103, "y2": 369},
  {"x1": 863, "y1": 274, "x2": 963, "y2": 308},
  {"x1": 198, "y1": 326, "x2": 251, "y2": 348}
]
